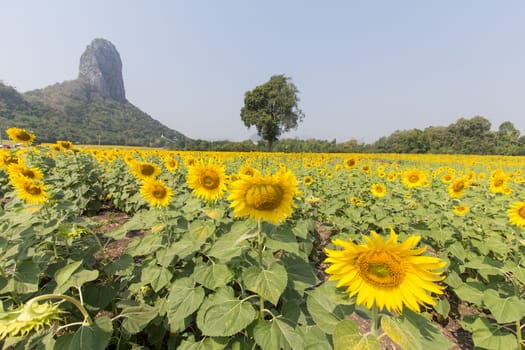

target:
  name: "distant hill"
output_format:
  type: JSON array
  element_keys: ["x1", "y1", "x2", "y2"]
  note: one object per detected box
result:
[{"x1": 0, "y1": 38, "x2": 188, "y2": 147}]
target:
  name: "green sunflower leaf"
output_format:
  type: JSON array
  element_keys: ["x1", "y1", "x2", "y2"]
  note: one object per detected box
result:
[
  {"x1": 483, "y1": 289, "x2": 525, "y2": 323},
  {"x1": 253, "y1": 318, "x2": 304, "y2": 350},
  {"x1": 242, "y1": 262, "x2": 287, "y2": 306},
  {"x1": 333, "y1": 319, "x2": 380, "y2": 350}
]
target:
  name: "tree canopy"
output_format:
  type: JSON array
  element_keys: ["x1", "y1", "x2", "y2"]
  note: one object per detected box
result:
[{"x1": 240, "y1": 75, "x2": 305, "y2": 150}]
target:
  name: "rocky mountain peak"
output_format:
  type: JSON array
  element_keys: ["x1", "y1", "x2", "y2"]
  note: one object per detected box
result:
[{"x1": 78, "y1": 38, "x2": 126, "y2": 101}]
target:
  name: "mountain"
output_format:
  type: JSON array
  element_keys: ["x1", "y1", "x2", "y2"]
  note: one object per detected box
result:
[{"x1": 0, "y1": 38, "x2": 188, "y2": 147}]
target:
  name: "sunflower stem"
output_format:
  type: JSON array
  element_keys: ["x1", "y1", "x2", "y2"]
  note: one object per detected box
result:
[
  {"x1": 371, "y1": 304, "x2": 379, "y2": 337},
  {"x1": 92, "y1": 231, "x2": 108, "y2": 264},
  {"x1": 513, "y1": 278, "x2": 523, "y2": 350},
  {"x1": 257, "y1": 220, "x2": 265, "y2": 319},
  {"x1": 28, "y1": 293, "x2": 94, "y2": 326},
  {"x1": 52, "y1": 233, "x2": 59, "y2": 259}
]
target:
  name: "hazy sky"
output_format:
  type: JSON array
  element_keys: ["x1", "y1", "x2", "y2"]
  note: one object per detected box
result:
[{"x1": 1, "y1": 1, "x2": 524, "y2": 143}]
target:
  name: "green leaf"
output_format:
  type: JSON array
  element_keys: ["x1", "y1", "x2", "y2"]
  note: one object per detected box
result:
[
  {"x1": 54, "y1": 263, "x2": 98, "y2": 294},
  {"x1": 306, "y1": 283, "x2": 354, "y2": 334},
  {"x1": 171, "y1": 234, "x2": 200, "y2": 260},
  {"x1": 464, "y1": 256, "x2": 504, "y2": 279},
  {"x1": 397, "y1": 310, "x2": 455, "y2": 350},
  {"x1": 302, "y1": 325, "x2": 332, "y2": 350},
  {"x1": 190, "y1": 220, "x2": 215, "y2": 244},
  {"x1": 333, "y1": 319, "x2": 380, "y2": 350},
  {"x1": 156, "y1": 246, "x2": 178, "y2": 267},
  {"x1": 291, "y1": 219, "x2": 314, "y2": 239},
  {"x1": 266, "y1": 226, "x2": 300, "y2": 255},
  {"x1": 506, "y1": 264, "x2": 525, "y2": 286},
  {"x1": 253, "y1": 318, "x2": 304, "y2": 350},
  {"x1": 434, "y1": 298, "x2": 450, "y2": 319},
  {"x1": 119, "y1": 303, "x2": 158, "y2": 334},
  {"x1": 54, "y1": 316, "x2": 112, "y2": 350},
  {"x1": 483, "y1": 289, "x2": 525, "y2": 323},
  {"x1": 446, "y1": 242, "x2": 466, "y2": 263},
  {"x1": 126, "y1": 232, "x2": 164, "y2": 257},
  {"x1": 177, "y1": 336, "x2": 229, "y2": 350},
  {"x1": 380, "y1": 316, "x2": 422, "y2": 350},
  {"x1": 141, "y1": 263, "x2": 173, "y2": 292},
  {"x1": 194, "y1": 263, "x2": 234, "y2": 290},
  {"x1": 83, "y1": 284, "x2": 116, "y2": 309},
  {"x1": 242, "y1": 262, "x2": 287, "y2": 306},
  {"x1": 103, "y1": 210, "x2": 158, "y2": 240},
  {"x1": 228, "y1": 335, "x2": 257, "y2": 350},
  {"x1": 167, "y1": 277, "x2": 205, "y2": 333},
  {"x1": 197, "y1": 287, "x2": 256, "y2": 337},
  {"x1": 452, "y1": 280, "x2": 485, "y2": 306},
  {"x1": 281, "y1": 254, "x2": 319, "y2": 294},
  {"x1": 14, "y1": 259, "x2": 39, "y2": 294},
  {"x1": 54, "y1": 261, "x2": 83, "y2": 287},
  {"x1": 104, "y1": 254, "x2": 134, "y2": 276},
  {"x1": 462, "y1": 316, "x2": 517, "y2": 350},
  {"x1": 207, "y1": 221, "x2": 256, "y2": 262}
]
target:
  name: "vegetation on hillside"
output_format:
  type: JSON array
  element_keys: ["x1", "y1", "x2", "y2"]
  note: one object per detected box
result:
[{"x1": 0, "y1": 82, "x2": 187, "y2": 147}]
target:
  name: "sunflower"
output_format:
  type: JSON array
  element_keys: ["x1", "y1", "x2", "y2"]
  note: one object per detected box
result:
[
  {"x1": 239, "y1": 165, "x2": 261, "y2": 177},
  {"x1": 371, "y1": 183, "x2": 386, "y2": 198},
  {"x1": 12, "y1": 178, "x2": 49, "y2": 204},
  {"x1": 7, "y1": 163, "x2": 44, "y2": 182},
  {"x1": 448, "y1": 178, "x2": 467, "y2": 198},
  {"x1": 441, "y1": 173, "x2": 454, "y2": 184},
  {"x1": 130, "y1": 161, "x2": 161, "y2": 181},
  {"x1": 324, "y1": 229, "x2": 446, "y2": 313},
  {"x1": 402, "y1": 169, "x2": 426, "y2": 188},
  {"x1": 386, "y1": 171, "x2": 397, "y2": 182},
  {"x1": 344, "y1": 157, "x2": 358, "y2": 169},
  {"x1": 0, "y1": 150, "x2": 19, "y2": 171},
  {"x1": 164, "y1": 157, "x2": 179, "y2": 172},
  {"x1": 56, "y1": 140, "x2": 74, "y2": 150},
  {"x1": 228, "y1": 169, "x2": 299, "y2": 224},
  {"x1": 0, "y1": 299, "x2": 65, "y2": 340},
  {"x1": 507, "y1": 199, "x2": 525, "y2": 228},
  {"x1": 453, "y1": 205, "x2": 470, "y2": 216},
  {"x1": 302, "y1": 176, "x2": 314, "y2": 186},
  {"x1": 350, "y1": 197, "x2": 363, "y2": 206},
  {"x1": 5, "y1": 127, "x2": 35, "y2": 146},
  {"x1": 187, "y1": 160, "x2": 227, "y2": 202},
  {"x1": 140, "y1": 179, "x2": 173, "y2": 207},
  {"x1": 489, "y1": 170, "x2": 508, "y2": 193}
]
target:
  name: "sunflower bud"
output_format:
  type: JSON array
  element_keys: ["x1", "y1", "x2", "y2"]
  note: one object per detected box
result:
[{"x1": 0, "y1": 300, "x2": 65, "y2": 340}]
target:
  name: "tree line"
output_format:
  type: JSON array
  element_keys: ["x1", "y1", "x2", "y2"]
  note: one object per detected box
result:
[{"x1": 181, "y1": 116, "x2": 525, "y2": 155}]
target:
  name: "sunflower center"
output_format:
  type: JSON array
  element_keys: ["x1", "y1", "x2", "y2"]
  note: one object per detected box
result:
[
  {"x1": 201, "y1": 171, "x2": 220, "y2": 189},
  {"x1": 22, "y1": 169, "x2": 36, "y2": 179},
  {"x1": 245, "y1": 184, "x2": 284, "y2": 211},
  {"x1": 152, "y1": 185, "x2": 167, "y2": 199},
  {"x1": 359, "y1": 250, "x2": 405, "y2": 287},
  {"x1": 493, "y1": 178, "x2": 504, "y2": 187},
  {"x1": 452, "y1": 180, "x2": 465, "y2": 192},
  {"x1": 141, "y1": 165, "x2": 156, "y2": 176},
  {"x1": 408, "y1": 174, "x2": 419, "y2": 183},
  {"x1": 518, "y1": 205, "x2": 525, "y2": 219},
  {"x1": 17, "y1": 132, "x2": 32, "y2": 141},
  {"x1": 26, "y1": 184, "x2": 42, "y2": 195}
]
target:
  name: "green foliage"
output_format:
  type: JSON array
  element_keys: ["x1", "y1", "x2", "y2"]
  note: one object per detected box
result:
[
  {"x1": 240, "y1": 75, "x2": 305, "y2": 150},
  {"x1": 0, "y1": 81, "x2": 188, "y2": 147}
]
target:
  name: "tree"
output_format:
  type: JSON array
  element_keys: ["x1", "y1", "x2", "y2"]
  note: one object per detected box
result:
[
  {"x1": 240, "y1": 75, "x2": 305, "y2": 150},
  {"x1": 496, "y1": 121, "x2": 520, "y2": 154}
]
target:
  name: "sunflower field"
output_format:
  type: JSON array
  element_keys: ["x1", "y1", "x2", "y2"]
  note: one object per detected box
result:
[{"x1": 1, "y1": 128, "x2": 525, "y2": 349}]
